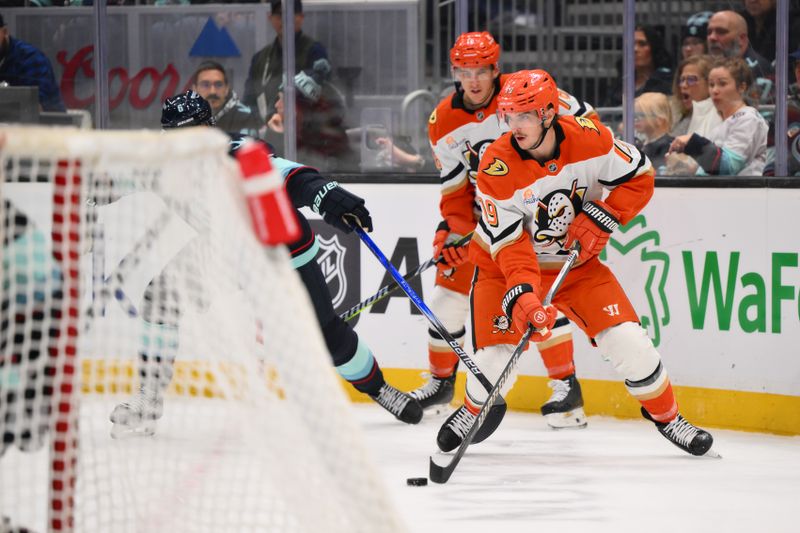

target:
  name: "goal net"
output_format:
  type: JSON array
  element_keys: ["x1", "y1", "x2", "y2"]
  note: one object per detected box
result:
[{"x1": 0, "y1": 126, "x2": 405, "y2": 533}]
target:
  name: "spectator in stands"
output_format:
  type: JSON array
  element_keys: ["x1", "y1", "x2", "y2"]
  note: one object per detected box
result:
[
  {"x1": 0, "y1": 13, "x2": 64, "y2": 112},
  {"x1": 670, "y1": 55, "x2": 722, "y2": 138},
  {"x1": 790, "y1": 46, "x2": 800, "y2": 105},
  {"x1": 764, "y1": 58, "x2": 800, "y2": 177},
  {"x1": 243, "y1": 0, "x2": 329, "y2": 124},
  {"x1": 739, "y1": 0, "x2": 800, "y2": 64},
  {"x1": 604, "y1": 25, "x2": 673, "y2": 106},
  {"x1": 680, "y1": 11, "x2": 712, "y2": 60},
  {"x1": 373, "y1": 136, "x2": 429, "y2": 171},
  {"x1": 707, "y1": 10, "x2": 773, "y2": 104},
  {"x1": 667, "y1": 57, "x2": 768, "y2": 176},
  {"x1": 191, "y1": 61, "x2": 261, "y2": 137},
  {"x1": 263, "y1": 80, "x2": 355, "y2": 170},
  {"x1": 634, "y1": 92, "x2": 673, "y2": 174}
]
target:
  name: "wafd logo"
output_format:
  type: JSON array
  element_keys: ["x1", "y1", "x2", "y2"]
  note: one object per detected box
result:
[{"x1": 601, "y1": 215, "x2": 670, "y2": 347}]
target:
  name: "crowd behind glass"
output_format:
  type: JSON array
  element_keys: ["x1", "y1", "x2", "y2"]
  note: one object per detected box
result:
[{"x1": 1, "y1": 0, "x2": 798, "y2": 177}]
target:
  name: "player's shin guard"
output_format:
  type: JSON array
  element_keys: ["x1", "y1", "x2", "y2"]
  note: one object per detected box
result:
[
  {"x1": 410, "y1": 287, "x2": 467, "y2": 412},
  {"x1": 410, "y1": 324, "x2": 463, "y2": 411},
  {"x1": 110, "y1": 322, "x2": 177, "y2": 438},
  {"x1": 426, "y1": 286, "x2": 468, "y2": 378},
  {"x1": 536, "y1": 314, "x2": 575, "y2": 379},
  {"x1": 437, "y1": 345, "x2": 516, "y2": 451},
  {"x1": 335, "y1": 337, "x2": 422, "y2": 424},
  {"x1": 335, "y1": 336, "x2": 384, "y2": 395},
  {"x1": 595, "y1": 322, "x2": 677, "y2": 421}
]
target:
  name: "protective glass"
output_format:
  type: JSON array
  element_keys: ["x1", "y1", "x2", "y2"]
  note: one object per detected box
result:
[
  {"x1": 501, "y1": 111, "x2": 538, "y2": 128},
  {"x1": 452, "y1": 67, "x2": 494, "y2": 83},
  {"x1": 197, "y1": 80, "x2": 226, "y2": 90}
]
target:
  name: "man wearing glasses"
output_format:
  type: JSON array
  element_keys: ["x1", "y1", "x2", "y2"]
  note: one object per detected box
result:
[{"x1": 192, "y1": 61, "x2": 261, "y2": 137}]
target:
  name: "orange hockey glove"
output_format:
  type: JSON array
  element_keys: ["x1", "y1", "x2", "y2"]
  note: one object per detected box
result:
[
  {"x1": 501, "y1": 284, "x2": 557, "y2": 342},
  {"x1": 432, "y1": 221, "x2": 469, "y2": 270},
  {"x1": 565, "y1": 200, "x2": 620, "y2": 262}
]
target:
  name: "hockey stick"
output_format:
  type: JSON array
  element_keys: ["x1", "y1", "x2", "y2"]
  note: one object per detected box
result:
[
  {"x1": 339, "y1": 232, "x2": 473, "y2": 322},
  {"x1": 353, "y1": 226, "x2": 503, "y2": 407},
  {"x1": 429, "y1": 244, "x2": 580, "y2": 484}
]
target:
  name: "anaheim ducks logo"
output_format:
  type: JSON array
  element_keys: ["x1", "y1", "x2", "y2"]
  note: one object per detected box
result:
[
  {"x1": 462, "y1": 139, "x2": 493, "y2": 178},
  {"x1": 574, "y1": 115, "x2": 600, "y2": 134},
  {"x1": 492, "y1": 314, "x2": 514, "y2": 334},
  {"x1": 533, "y1": 179, "x2": 587, "y2": 247},
  {"x1": 482, "y1": 157, "x2": 509, "y2": 176},
  {"x1": 429, "y1": 109, "x2": 437, "y2": 124}
]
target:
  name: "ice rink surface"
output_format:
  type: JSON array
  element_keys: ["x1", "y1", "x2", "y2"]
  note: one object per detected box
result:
[{"x1": 352, "y1": 404, "x2": 800, "y2": 533}]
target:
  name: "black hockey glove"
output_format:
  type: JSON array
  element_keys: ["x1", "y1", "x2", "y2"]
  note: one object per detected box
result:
[{"x1": 311, "y1": 181, "x2": 373, "y2": 233}]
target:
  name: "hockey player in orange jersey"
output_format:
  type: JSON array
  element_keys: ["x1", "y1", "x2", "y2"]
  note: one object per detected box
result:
[
  {"x1": 410, "y1": 31, "x2": 597, "y2": 429},
  {"x1": 437, "y1": 69, "x2": 715, "y2": 457}
]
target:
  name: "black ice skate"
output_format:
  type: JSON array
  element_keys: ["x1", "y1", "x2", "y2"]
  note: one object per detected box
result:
[
  {"x1": 540, "y1": 373, "x2": 587, "y2": 429},
  {"x1": 641, "y1": 407, "x2": 718, "y2": 457},
  {"x1": 436, "y1": 405, "x2": 476, "y2": 452},
  {"x1": 109, "y1": 388, "x2": 164, "y2": 439},
  {"x1": 409, "y1": 372, "x2": 457, "y2": 411},
  {"x1": 369, "y1": 383, "x2": 423, "y2": 424}
]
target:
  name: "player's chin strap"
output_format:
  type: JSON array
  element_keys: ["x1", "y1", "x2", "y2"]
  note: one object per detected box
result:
[{"x1": 529, "y1": 112, "x2": 553, "y2": 151}]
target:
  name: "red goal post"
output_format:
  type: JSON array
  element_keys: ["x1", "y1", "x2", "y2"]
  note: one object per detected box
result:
[{"x1": 0, "y1": 126, "x2": 405, "y2": 533}]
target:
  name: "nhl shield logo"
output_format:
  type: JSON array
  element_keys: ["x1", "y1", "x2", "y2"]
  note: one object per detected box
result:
[
  {"x1": 309, "y1": 220, "x2": 362, "y2": 324},
  {"x1": 476, "y1": 111, "x2": 485, "y2": 120},
  {"x1": 316, "y1": 234, "x2": 348, "y2": 308}
]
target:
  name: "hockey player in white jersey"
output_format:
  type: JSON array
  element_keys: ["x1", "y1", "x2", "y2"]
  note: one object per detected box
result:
[
  {"x1": 439, "y1": 69, "x2": 715, "y2": 456},
  {"x1": 410, "y1": 31, "x2": 597, "y2": 429}
]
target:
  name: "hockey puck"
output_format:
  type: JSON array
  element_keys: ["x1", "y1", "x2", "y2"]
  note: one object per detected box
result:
[{"x1": 406, "y1": 477, "x2": 428, "y2": 486}]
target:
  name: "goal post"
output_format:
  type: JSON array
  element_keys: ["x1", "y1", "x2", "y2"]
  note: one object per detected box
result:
[{"x1": 0, "y1": 126, "x2": 405, "y2": 533}]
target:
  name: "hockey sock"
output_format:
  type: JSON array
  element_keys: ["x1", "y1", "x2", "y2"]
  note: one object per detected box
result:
[
  {"x1": 428, "y1": 326, "x2": 464, "y2": 378},
  {"x1": 535, "y1": 315, "x2": 575, "y2": 379},
  {"x1": 138, "y1": 322, "x2": 178, "y2": 394},
  {"x1": 335, "y1": 337, "x2": 384, "y2": 395},
  {"x1": 625, "y1": 362, "x2": 678, "y2": 423}
]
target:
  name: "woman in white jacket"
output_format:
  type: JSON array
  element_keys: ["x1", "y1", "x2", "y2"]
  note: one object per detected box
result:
[{"x1": 668, "y1": 57, "x2": 768, "y2": 176}]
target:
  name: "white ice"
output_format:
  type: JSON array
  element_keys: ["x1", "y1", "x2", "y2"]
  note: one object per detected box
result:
[
  {"x1": 3, "y1": 400, "x2": 798, "y2": 533},
  {"x1": 352, "y1": 404, "x2": 800, "y2": 533}
]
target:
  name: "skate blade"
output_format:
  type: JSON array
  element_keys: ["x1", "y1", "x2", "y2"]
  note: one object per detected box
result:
[
  {"x1": 701, "y1": 447, "x2": 723, "y2": 459},
  {"x1": 545, "y1": 407, "x2": 588, "y2": 430},
  {"x1": 423, "y1": 403, "x2": 453, "y2": 417},
  {"x1": 110, "y1": 421, "x2": 156, "y2": 439}
]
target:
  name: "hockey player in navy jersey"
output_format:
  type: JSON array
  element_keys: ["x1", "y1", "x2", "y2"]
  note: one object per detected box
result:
[{"x1": 109, "y1": 91, "x2": 422, "y2": 436}]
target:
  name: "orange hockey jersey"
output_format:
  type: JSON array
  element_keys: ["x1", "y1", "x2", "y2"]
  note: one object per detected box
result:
[
  {"x1": 428, "y1": 76, "x2": 597, "y2": 235},
  {"x1": 471, "y1": 115, "x2": 655, "y2": 289}
]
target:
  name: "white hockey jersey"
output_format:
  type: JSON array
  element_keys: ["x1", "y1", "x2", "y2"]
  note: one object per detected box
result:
[
  {"x1": 428, "y1": 74, "x2": 597, "y2": 234},
  {"x1": 471, "y1": 115, "x2": 655, "y2": 286}
]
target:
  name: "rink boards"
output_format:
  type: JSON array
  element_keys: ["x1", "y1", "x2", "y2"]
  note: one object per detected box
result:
[{"x1": 4, "y1": 181, "x2": 799, "y2": 435}]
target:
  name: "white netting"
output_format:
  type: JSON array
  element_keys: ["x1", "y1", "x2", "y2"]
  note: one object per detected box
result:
[{"x1": 0, "y1": 126, "x2": 405, "y2": 533}]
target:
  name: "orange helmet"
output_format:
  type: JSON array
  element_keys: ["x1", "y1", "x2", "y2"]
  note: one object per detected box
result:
[
  {"x1": 497, "y1": 69, "x2": 559, "y2": 120},
  {"x1": 450, "y1": 32, "x2": 500, "y2": 68}
]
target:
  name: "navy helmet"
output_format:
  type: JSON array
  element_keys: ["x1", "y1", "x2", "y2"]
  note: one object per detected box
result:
[{"x1": 160, "y1": 90, "x2": 215, "y2": 129}]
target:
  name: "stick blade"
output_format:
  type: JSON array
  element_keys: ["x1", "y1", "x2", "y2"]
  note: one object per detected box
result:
[{"x1": 429, "y1": 454, "x2": 454, "y2": 484}]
